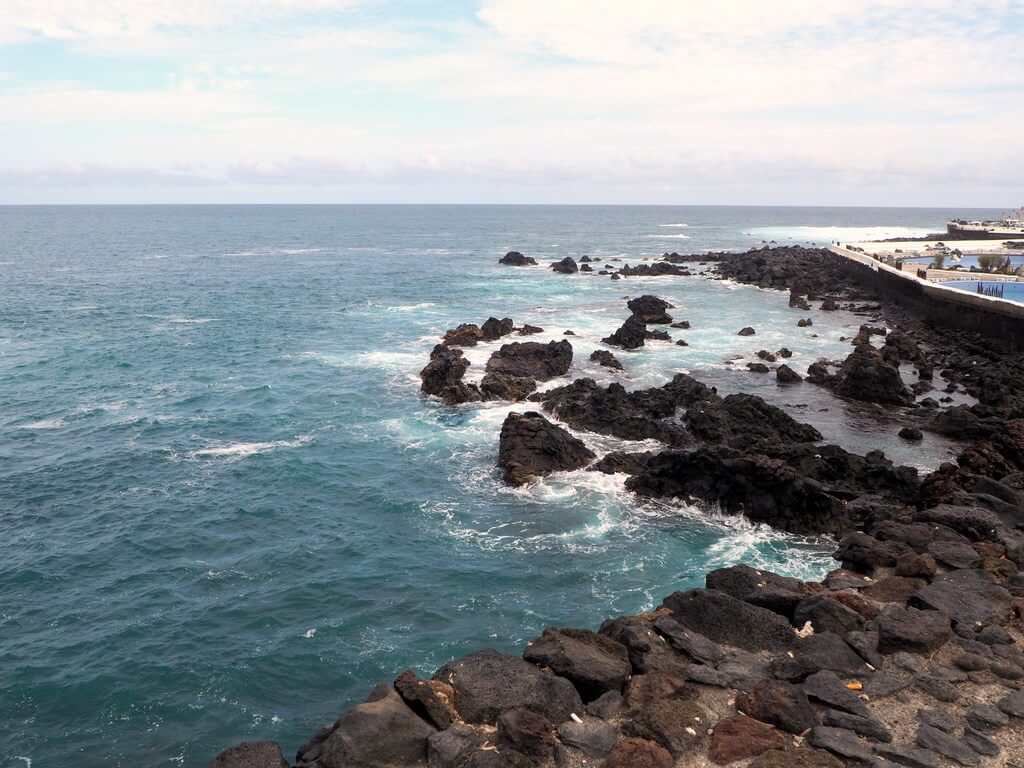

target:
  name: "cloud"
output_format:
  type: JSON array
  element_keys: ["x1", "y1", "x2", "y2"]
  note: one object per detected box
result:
[{"x1": 1, "y1": 1, "x2": 1022, "y2": 203}]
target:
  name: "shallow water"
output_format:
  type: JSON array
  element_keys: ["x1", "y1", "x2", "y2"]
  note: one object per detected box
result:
[{"x1": 0, "y1": 205, "x2": 997, "y2": 766}]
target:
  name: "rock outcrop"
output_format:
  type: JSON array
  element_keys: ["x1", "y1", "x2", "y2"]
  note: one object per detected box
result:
[{"x1": 497, "y1": 411, "x2": 595, "y2": 485}]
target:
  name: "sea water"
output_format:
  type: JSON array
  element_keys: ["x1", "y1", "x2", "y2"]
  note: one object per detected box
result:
[{"x1": 0, "y1": 205, "x2": 999, "y2": 766}]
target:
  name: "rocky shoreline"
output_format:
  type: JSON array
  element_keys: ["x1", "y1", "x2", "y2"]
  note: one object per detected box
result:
[{"x1": 210, "y1": 247, "x2": 1024, "y2": 768}]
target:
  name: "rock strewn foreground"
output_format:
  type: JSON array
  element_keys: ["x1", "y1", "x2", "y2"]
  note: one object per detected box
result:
[
  {"x1": 212, "y1": 521, "x2": 1024, "y2": 768},
  {"x1": 214, "y1": 247, "x2": 1024, "y2": 767}
]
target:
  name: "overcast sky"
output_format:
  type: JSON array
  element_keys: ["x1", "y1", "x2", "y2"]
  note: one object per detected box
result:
[{"x1": 1, "y1": 1, "x2": 1022, "y2": 205}]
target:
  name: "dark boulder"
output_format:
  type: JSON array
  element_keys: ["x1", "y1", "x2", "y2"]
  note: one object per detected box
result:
[
  {"x1": 498, "y1": 411, "x2": 595, "y2": 486},
  {"x1": 793, "y1": 595, "x2": 864, "y2": 635},
  {"x1": 776, "y1": 364, "x2": 802, "y2": 383},
  {"x1": 661, "y1": 588, "x2": 794, "y2": 652},
  {"x1": 806, "y1": 726, "x2": 872, "y2": 763},
  {"x1": 500, "y1": 251, "x2": 537, "y2": 266},
  {"x1": 432, "y1": 649, "x2": 582, "y2": 725},
  {"x1": 900, "y1": 426, "x2": 923, "y2": 441},
  {"x1": 590, "y1": 349, "x2": 623, "y2": 370},
  {"x1": 479, "y1": 372, "x2": 536, "y2": 402},
  {"x1": 603, "y1": 316, "x2": 647, "y2": 349},
  {"x1": 427, "y1": 726, "x2": 483, "y2": 768},
  {"x1": 877, "y1": 605, "x2": 952, "y2": 654},
  {"x1": 295, "y1": 685, "x2": 436, "y2": 768},
  {"x1": 523, "y1": 627, "x2": 631, "y2": 701},
  {"x1": 420, "y1": 345, "x2": 482, "y2": 405},
  {"x1": 551, "y1": 257, "x2": 578, "y2": 274},
  {"x1": 443, "y1": 323, "x2": 484, "y2": 347},
  {"x1": 735, "y1": 679, "x2": 816, "y2": 734},
  {"x1": 769, "y1": 632, "x2": 869, "y2": 682},
  {"x1": 912, "y1": 505, "x2": 1001, "y2": 542},
  {"x1": 748, "y1": 362, "x2": 770, "y2": 373},
  {"x1": 627, "y1": 295, "x2": 674, "y2": 324},
  {"x1": 496, "y1": 708, "x2": 555, "y2": 759},
  {"x1": 557, "y1": 719, "x2": 619, "y2": 758},
  {"x1": 627, "y1": 447, "x2": 848, "y2": 536},
  {"x1": 208, "y1": 742, "x2": 288, "y2": 768},
  {"x1": 588, "y1": 451, "x2": 654, "y2": 475},
  {"x1": 485, "y1": 340, "x2": 572, "y2": 380},
  {"x1": 738, "y1": 327, "x2": 756, "y2": 336},
  {"x1": 480, "y1": 317, "x2": 515, "y2": 341},
  {"x1": 833, "y1": 345, "x2": 913, "y2": 406},
  {"x1": 517, "y1": 324, "x2": 543, "y2": 335}
]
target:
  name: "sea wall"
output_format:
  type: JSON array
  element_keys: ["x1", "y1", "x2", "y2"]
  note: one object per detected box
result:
[{"x1": 829, "y1": 246, "x2": 1024, "y2": 351}]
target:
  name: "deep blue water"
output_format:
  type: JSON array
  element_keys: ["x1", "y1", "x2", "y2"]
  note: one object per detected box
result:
[{"x1": 0, "y1": 205, "x2": 999, "y2": 766}]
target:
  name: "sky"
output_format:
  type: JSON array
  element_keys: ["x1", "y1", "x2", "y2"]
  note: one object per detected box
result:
[{"x1": 1, "y1": 0, "x2": 1022, "y2": 205}]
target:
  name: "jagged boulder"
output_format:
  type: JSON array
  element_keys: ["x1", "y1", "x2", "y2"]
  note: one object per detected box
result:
[
  {"x1": 661, "y1": 589, "x2": 795, "y2": 652},
  {"x1": 627, "y1": 447, "x2": 847, "y2": 536},
  {"x1": 432, "y1": 649, "x2": 583, "y2": 725},
  {"x1": 523, "y1": 627, "x2": 631, "y2": 700},
  {"x1": 485, "y1": 340, "x2": 572, "y2": 380},
  {"x1": 498, "y1": 411, "x2": 595, "y2": 485},
  {"x1": 480, "y1": 317, "x2": 515, "y2": 341},
  {"x1": 552, "y1": 257, "x2": 579, "y2": 274},
  {"x1": 627, "y1": 295, "x2": 674, "y2": 324},
  {"x1": 209, "y1": 742, "x2": 288, "y2": 768},
  {"x1": 591, "y1": 349, "x2": 624, "y2": 370},
  {"x1": 419, "y1": 345, "x2": 482, "y2": 405},
  {"x1": 295, "y1": 685, "x2": 436, "y2": 768},
  {"x1": 479, "y1": 372, "x2": 536, "y2": 401},
  {"x1": 833, "y1": 345, "x2": 913, "y2": 406},
  {"x1": 443, "y1": 324, "x2": 484, "y2": 347},
  {"x1": 500, "y1": 251, "x2": 537, "y2": 266},
  {"x1": 603, "y1": 316, "x2": 647, "y2": 349}
]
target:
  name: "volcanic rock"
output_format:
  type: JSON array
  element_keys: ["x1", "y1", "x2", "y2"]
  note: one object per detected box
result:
[
  {"x1": 551, "y1": 257, "x2": 578, "y2": 274},
  {"x1": 590, "y1": 349, "x2": 623, "y2": 370},
  {"x1": 628, "y1": 295, "x2": 674, "y2": 324},
  {"x1": 500, "y1": 251, "x2": 536, "y2": 266},
  {"x1": 523, "y1": 627, "x2": 630, "y2": 701},
  {"x1": 603, "y1": 316, "x2": 648, "y2": 349},
  {"x1": 485, "y1": 340, "x2": 573, "y2": 381},
  {"x1": 432, "y1": 649, "x2": 582, "y2": 725},
  {"x1": 498, "y1": 412, "x2": 595, "y2": 485}
]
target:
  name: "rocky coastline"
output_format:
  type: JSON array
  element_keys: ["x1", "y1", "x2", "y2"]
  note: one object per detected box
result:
[{"x1": 211, "y1": 246, "x2": 1024, "y2": 768}]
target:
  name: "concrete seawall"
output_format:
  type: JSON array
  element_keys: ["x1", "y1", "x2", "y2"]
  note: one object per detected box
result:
[{"x1": 829, "y1": 245, "x2": 1024, "y2": 351}]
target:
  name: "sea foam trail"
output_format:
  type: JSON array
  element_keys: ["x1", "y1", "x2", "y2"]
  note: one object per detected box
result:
[{"x1": 189, "y1": 436, "x2": 312, "y2": 459}]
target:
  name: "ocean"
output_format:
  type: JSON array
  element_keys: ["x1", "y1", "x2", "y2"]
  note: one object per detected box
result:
[{"x1": 0, "y1": 204, "x2": 1000, "y2": 766}]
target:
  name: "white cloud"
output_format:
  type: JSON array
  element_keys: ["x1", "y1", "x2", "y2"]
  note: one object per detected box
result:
[{"x1": 1, "y1": 1, "x2": 1022, "y2": 202}]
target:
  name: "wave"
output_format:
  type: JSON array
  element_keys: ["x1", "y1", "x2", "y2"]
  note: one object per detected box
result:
[
  {"x1": 19, "y1": 418, "x2": 64, "y2": 430},
  {"x1": 747, "y1": 225, "x2": 934, "y2": 242},
  {"x1": 658, "y1": 223, "x2": 689, "y2": 227},
  {"x1": 645, "y1": 234, "x2": 691, "y2": 239},
  {"x1": 189, "y1": 436, "x2": 312, "y2": 459}
]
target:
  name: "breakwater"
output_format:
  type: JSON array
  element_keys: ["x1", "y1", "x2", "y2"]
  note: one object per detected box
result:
[{"x1": 829, "y1": 245, "x2": 1024, "y2": 352}]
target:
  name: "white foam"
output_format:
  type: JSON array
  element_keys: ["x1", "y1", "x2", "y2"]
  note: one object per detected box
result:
[
  {"x1": 303, "y1": 628, "x2": 317, "y2": 639},
  {"x1": 646, "y1": 234, "x2": 691, "y2": 239},
  {"x1": 748, "y1": 225, "x2": 934, "y2": 242},
  {"x1": 658, "y1": 223, "x2": 689, "y2": 227},
  {"x1": 19, "y1": 418, "x2": 64, "y2": 430},
  {"x1": 189, "y1": 436, "x2": 312, "y2": 459},
  {"x1": 391, "y1": 302, "x2": 437, "y2": 312}
]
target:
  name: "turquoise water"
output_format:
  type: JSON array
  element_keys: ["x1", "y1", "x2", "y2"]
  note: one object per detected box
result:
[
  {"x1": 0, "y1": 205, "x2": 994, "y2": 766},
  {"x1": 945, "y1": 280, "x2": 1024, "y2": 303}
]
